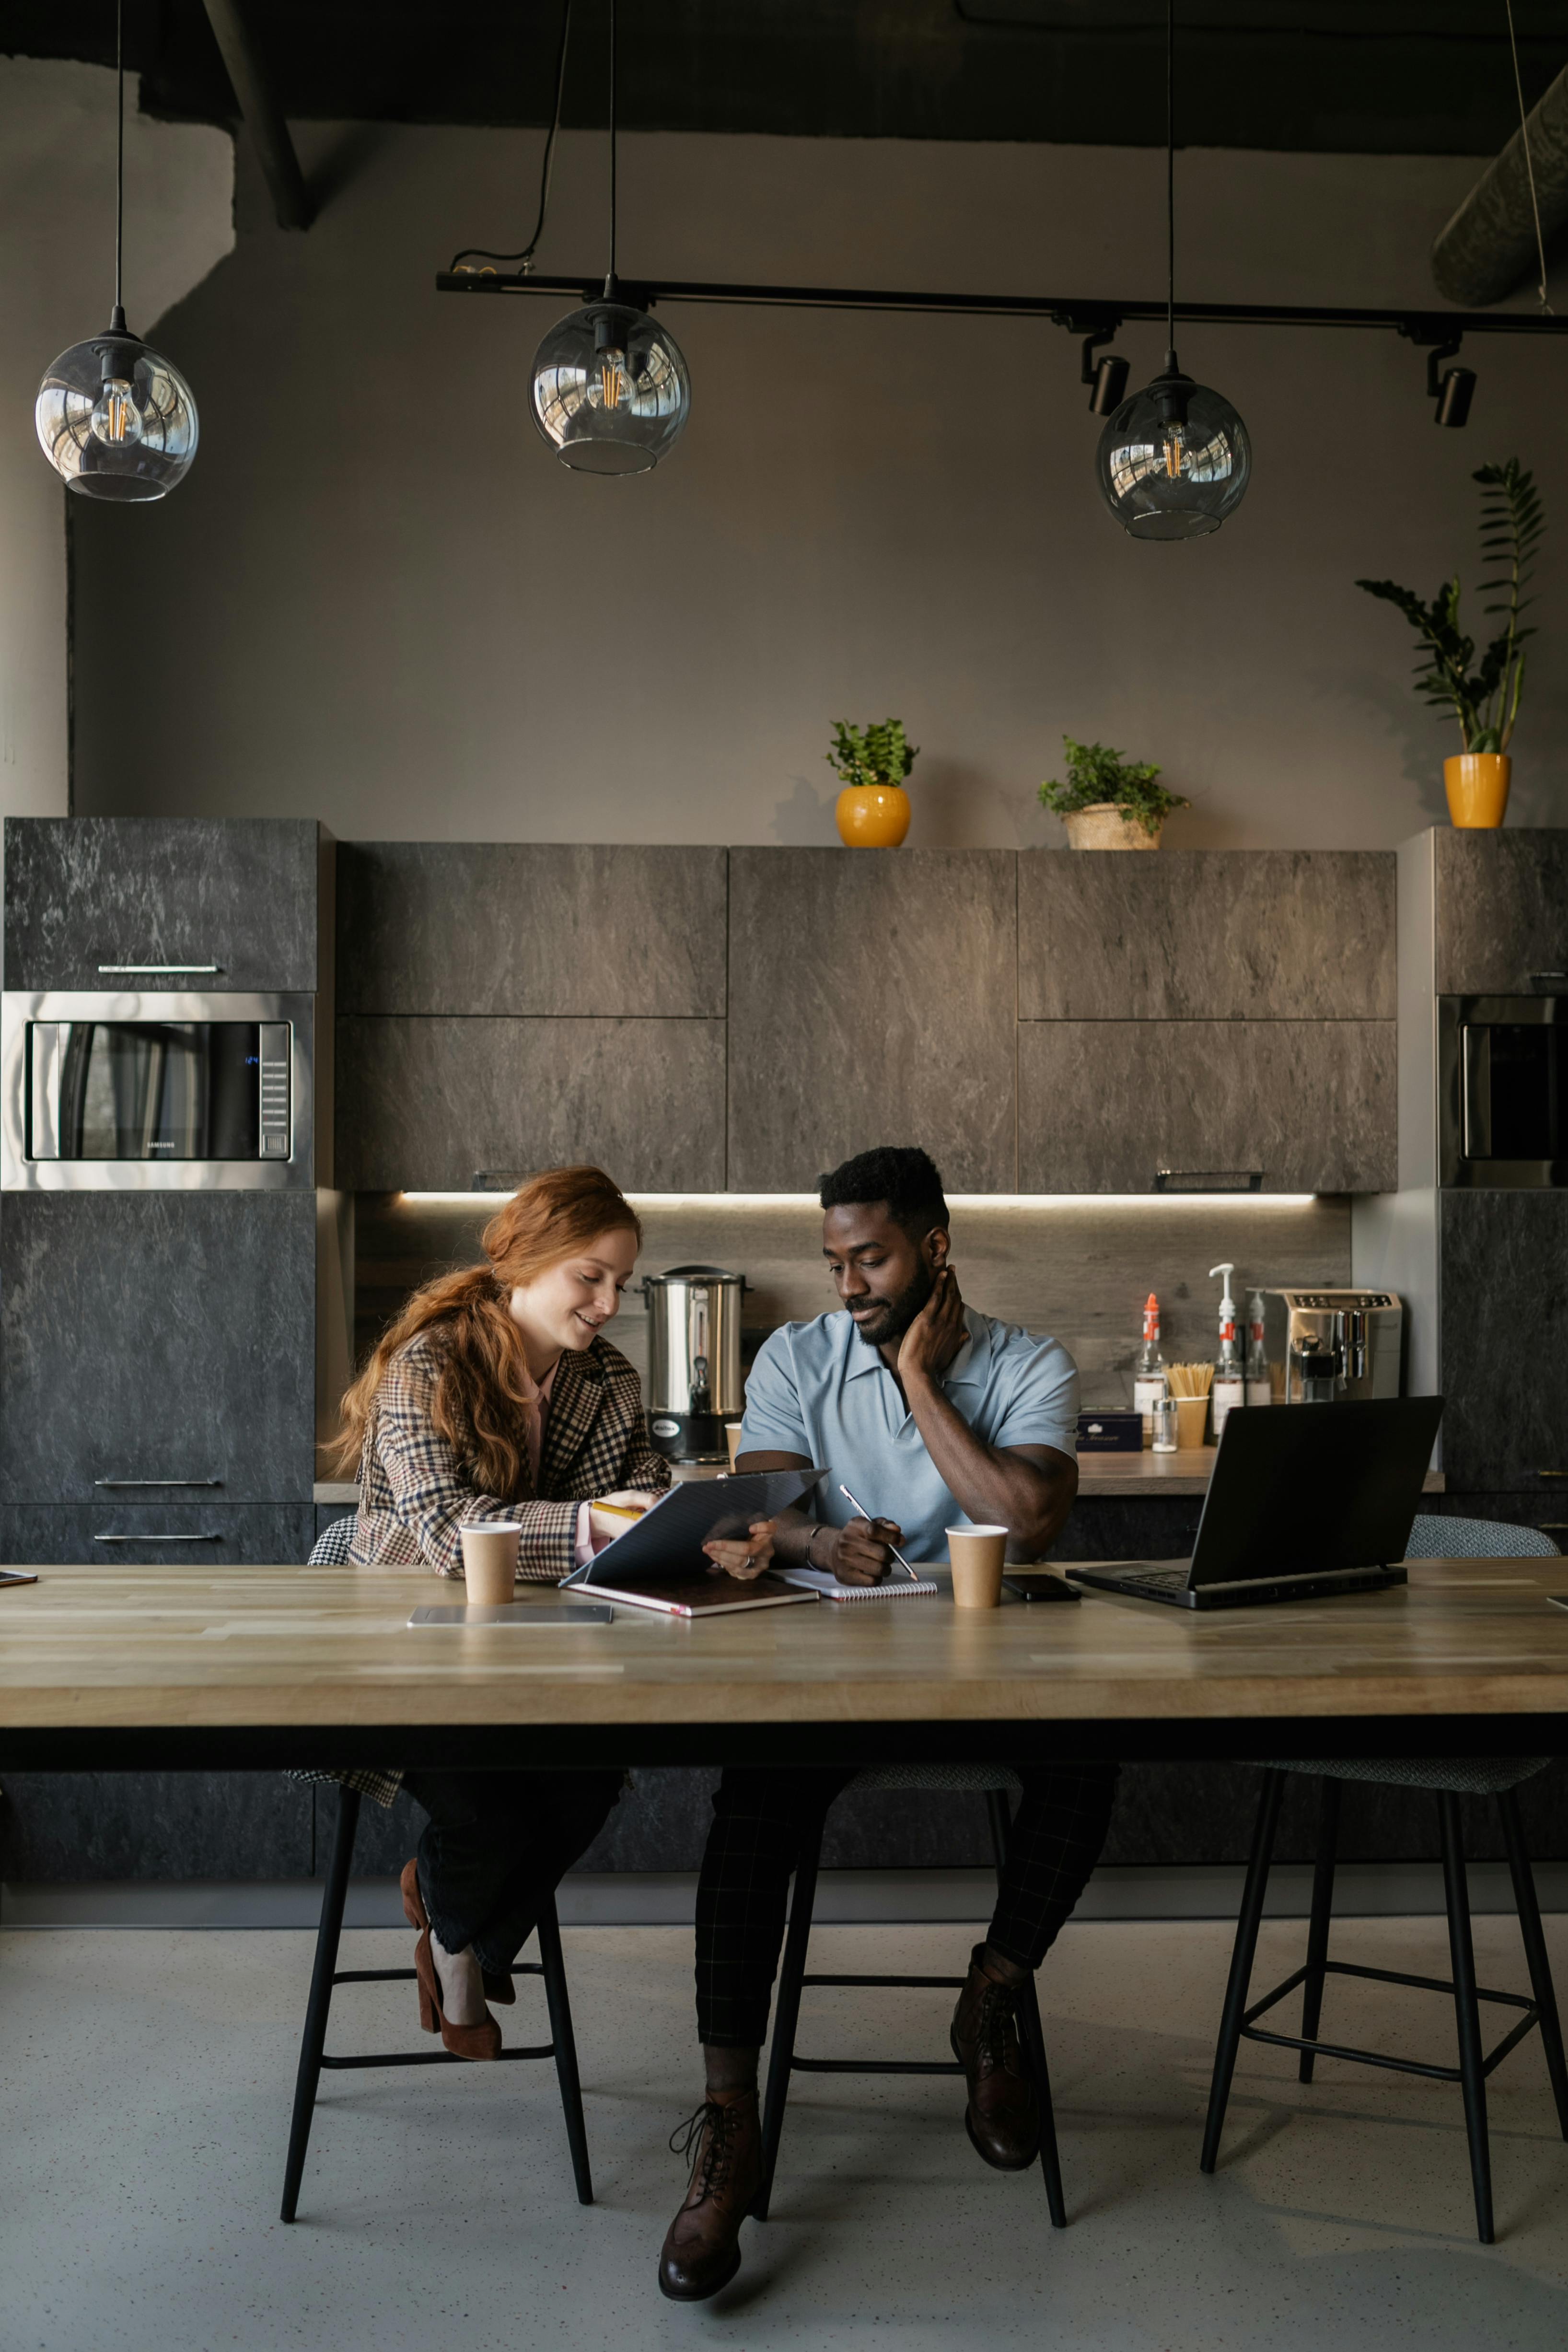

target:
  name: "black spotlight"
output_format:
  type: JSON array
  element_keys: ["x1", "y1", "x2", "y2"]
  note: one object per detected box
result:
[
  {"x1": 1080, "y1": 326, "x2": 1129, "y2": 415},
  {"x1": 1426, "y1": 335, "x2": 1475, "y2": 428}
]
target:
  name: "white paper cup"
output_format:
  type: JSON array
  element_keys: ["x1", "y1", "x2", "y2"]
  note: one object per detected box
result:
[
  {"x1": 724, "y1": 1422, "x2": 744, "y2": 1468},
  {"x1": 947, "y1": 1525, "x2": 1008, "y2": 1609},
  {"x1": 460, "y1": 1523, "x2": 522, "y2": 1606}
]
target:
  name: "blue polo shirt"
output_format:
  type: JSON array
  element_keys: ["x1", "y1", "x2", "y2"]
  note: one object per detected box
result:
[{"x1": 740, "y1": 1305, "x2": 1079, "y2": 1565}]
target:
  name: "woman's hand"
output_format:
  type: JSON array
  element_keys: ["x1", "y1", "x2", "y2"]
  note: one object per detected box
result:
[
  {"x1": 587, "y1": 1491, "x2": 660, "y2": 1550},
  {"x1": 704, "y1": 1516, "x2": 777, "y2": 1583}
]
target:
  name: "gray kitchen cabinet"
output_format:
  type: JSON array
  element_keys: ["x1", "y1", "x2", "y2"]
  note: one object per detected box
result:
[
  {"x1": 337, "y1": 843, "x2": 728, "y2": 1017},
  {"x1": 0, "y1": 1193, "x2": 316, "y2": 1506},
  {"x1": 1019, "y1": 849, "x2": 1396, "y2": 1021},
  {"x1": 3, "y1": 817, "x2": 326, "y2": 992},
  {"x1": 1018, "y1": 1020, "x2": 1397, "y2": 1192},
  {"x1": 1438, "y1": 1190, "x2": 1568, "y2": 1490},
  {"x1": 726, "y1": 849, "x2": 1018, "y2": 1191},
  {"x1": 0, "y1": 1502, "x2": 315, "y2": 1565},
  {"x1": 1432, "y1": 829, "x2": 1568, "y2": 995},
  {"x1": 336, "y1": 1015, "x2": 727, "y2": 1191}
]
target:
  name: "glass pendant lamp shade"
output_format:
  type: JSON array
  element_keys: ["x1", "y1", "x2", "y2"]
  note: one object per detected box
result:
[
  {"x1": 35, "y1": 312, "x2": 198, "y2": 501},
  {"x1": 530, "y1": 292, "x2": 690, "y2": 475},
  {"x1": 1095, "y1": 358, "x2": 1250, "y2": 540}
]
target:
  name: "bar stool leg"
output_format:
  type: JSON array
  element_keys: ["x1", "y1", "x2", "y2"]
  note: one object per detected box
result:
[
  {"x1": 536, "y1": 1897, "x2": 593, "y2": 2206},
  {"x1": 1201, "y1": 1769, "x2": 1285, "y2": 2175},
  {"x1": 1439, "y1": 1792, "x2": 1494, "y2": 2245},
  {"x1": 1298, "y1": 1778, "x2": 1340, "y2": 2084},
  {"x1": 752, "y1": 1812, "x2": 825, "y2": 2223},
  {"x1": 1497, "y1": 1789, "x2": 1568, "y2": 2140},
  {"x1": 985, "y1": 1789, "x2": 1067, "y2": 2227},
  {"x1": 280, "y1": 1784, "x2": 360, "y2": 2223}
]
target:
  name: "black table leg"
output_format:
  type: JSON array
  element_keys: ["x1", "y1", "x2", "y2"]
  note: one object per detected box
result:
[
  {"x1": 280, "y1": 1784, "x2": 359, "y2": 2224},
  {"x1": 1439, "y1": 1791, "x2": 1494, "y2": 2244}
]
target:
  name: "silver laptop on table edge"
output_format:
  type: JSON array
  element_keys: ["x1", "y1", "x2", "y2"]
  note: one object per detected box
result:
[{"x1": 1064, "y1": 1396, "x2": 1444, "y2": 1611}]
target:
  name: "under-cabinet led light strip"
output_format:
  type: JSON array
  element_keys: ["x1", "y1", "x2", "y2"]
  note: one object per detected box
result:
[{"x1": 399, "y1": 1191, "x2": 1321, "y2": 1209}]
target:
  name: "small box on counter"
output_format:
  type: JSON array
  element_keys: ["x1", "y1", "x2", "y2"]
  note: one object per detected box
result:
[{"x1": 1076, "y1": 1410, "x2": 1144, "y2": 1453}]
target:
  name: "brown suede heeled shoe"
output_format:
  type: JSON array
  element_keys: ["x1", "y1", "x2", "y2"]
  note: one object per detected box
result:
[{"x1": 399, "y1": 1857, "x2": 501, "y2": 2061}]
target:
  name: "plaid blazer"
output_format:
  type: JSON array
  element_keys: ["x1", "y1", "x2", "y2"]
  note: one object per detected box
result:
[
  {"x1": 307, "y1": 1325, "x2": 669, "y2": 1806},
  {"x1": 349, "y1": 1326, "x2": 670, "y2": 1581}
]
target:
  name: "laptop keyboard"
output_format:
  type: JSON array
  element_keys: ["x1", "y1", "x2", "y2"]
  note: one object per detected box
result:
[{"x1": 1105, "y1": 1566, "x2": 1191, "y2": 1591}]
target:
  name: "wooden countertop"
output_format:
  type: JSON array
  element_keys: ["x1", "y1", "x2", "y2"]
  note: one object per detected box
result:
[{"x1": 0, "y1": 1560, "x2": 1560, "y2": 1745}]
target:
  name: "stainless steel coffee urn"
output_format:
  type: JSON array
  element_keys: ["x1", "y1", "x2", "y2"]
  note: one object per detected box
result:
[{"x1": 641, "y1": 1264, "x2": 746, "y2": 1462}]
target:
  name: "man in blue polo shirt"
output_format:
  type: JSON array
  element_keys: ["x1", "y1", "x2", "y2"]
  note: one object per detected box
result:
[{"x1": 658, "y1": 1146, "x2": 1119, "y2": 2304}]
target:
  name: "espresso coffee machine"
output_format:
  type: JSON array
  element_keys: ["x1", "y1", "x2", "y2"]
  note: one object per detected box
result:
[
  {"x1": 641, "y1": 1264, "x2": 746, "y2": 1462},
  {"x1": 1257, "y1": 1288, "x2": 1404, "y2": 1405}
]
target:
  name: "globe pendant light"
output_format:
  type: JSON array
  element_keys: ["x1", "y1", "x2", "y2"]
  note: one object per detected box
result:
[
  {"x1": 34, "y1": 1, "x2": 198, "y2": 502},
  {"x1": 1095, "y1": 2, "x2": 1248, "y2": 540},
  {"x1": 529, "y1": 0, "x2": 690, "y2": 475}
]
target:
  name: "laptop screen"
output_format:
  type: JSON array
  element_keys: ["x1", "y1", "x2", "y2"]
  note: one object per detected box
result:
[{"x1": 1187, "y1": 1398, "x2": 1443, "y2": 1588}]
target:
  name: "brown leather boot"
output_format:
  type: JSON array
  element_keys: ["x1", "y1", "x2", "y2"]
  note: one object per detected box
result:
[
  {"x1": 950, "y1": 1944, "x2": 1041, "y2": 2171},
  {"x1": 657, "y1": 2088, "x2": 763, "y2": 2302}
]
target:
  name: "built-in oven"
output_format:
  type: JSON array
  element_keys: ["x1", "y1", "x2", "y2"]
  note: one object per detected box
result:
[
  {"x1": 0, "y1": 992, "x2": 316, "y2": 1189},
  {"x1": 1439, "y1": 994, "x2": 1568, "y2": 1187}
]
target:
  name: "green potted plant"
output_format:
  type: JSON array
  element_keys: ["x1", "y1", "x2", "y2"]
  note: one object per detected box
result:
[
  {"x1": 1356, "y1": 457, "x2": 1544, "y2": 829},
  {"x1": 826, "y1": 719, "x2": 918, "y2": 847},
  {"x1": 1038, "y1": 737, "x2": 1188, "y2": 850}
]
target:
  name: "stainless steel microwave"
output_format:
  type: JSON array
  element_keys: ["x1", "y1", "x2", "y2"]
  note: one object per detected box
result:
[
  {"x1": 0, "y1": 992, "x2": 316, "y2": 1190},
  {"x1": 1439, "y1": 994, "x2": 1568, "y2": 1187}
]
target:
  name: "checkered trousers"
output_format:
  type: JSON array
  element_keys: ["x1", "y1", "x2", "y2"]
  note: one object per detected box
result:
[{"x1": 694, "y1": 1760, "x2": 1119, "y2": 2047}]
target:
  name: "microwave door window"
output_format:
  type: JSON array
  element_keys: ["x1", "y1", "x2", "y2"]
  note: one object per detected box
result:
[
  {"x1": 53, "y1": 1024, "x2": 261, "y2": 1160},
  {"x1": 1487, "y1": 1025, "x2": 1557, "y2": 1161}
]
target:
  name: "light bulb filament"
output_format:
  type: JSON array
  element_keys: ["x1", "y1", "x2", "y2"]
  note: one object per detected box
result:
[
  {"x1": 599, "y1": 352, "x2": 627, "y2": 409},
  {"x1": 1162, "y1": 430, "x2": 1184, "y2": 479}
]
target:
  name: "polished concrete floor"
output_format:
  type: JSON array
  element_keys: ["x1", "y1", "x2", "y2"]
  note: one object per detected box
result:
[{"x1": 2, "y1": 1915, "x2": 1566, "y2": 2351}]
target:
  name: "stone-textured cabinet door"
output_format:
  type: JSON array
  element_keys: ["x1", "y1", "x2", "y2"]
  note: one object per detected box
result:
[
  {"x1": 0, "y1": 1502, "x2": 316, "y2": 1566},
  {"x1": 1019, "y1": 850, "x2": 1396, "y2": 1020},
  {"x1": 3, "y1": 817, "x2": 325, "y2": 991},
  {"x1": 727, "y1": 849, "x2": 1018, "y2": 1191},
  {"x1": 336, "y1": 1015, "x2": 727, "y2": 1191},
  {"x1": 1018, "y1": 1021, "x2": 1398, "y2": 1193},
  {"x1": 0, "y1": 1194, "x2": 316, "y2": 1505},
  {"x1": 1439, "y1": 1190, "x2": 1568, "y2": 1490},
  {"x1": 1433, "y1": 830, "x2": 1568, "y2": 995},
  {"x1": 337, "y1": 843, "x2": 728, "y2": 1016}
]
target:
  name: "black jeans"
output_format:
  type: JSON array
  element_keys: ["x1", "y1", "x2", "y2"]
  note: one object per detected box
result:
[
  {"x1": 694, "y1": 1761, "x2": 1120, "y2": 2048},
  {"x1": 401, "y1": 1768, "x2": 623, "y2": 1974}
]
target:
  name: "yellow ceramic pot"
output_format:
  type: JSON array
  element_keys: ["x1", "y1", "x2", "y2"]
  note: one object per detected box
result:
[
  {"x1": 836, "y1": 784, "x2": 911, "y2": 848},
  {"x1": 1444, "y1": 752, "x2": 1511, "y2": 829}
]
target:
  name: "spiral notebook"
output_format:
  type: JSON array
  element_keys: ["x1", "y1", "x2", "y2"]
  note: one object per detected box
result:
[{"x1": 777, "y1": 1567, "x2": 939, "y2": 1603}]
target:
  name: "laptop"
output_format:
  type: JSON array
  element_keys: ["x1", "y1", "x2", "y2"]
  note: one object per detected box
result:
[{"x1": 1064, "y1": 1396, "x2": 1443, "y2": 1610}]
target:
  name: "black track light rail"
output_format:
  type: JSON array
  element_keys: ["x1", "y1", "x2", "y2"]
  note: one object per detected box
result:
[{"x1": 434, "y1": 269, "x2": 1568, "y2": 343}]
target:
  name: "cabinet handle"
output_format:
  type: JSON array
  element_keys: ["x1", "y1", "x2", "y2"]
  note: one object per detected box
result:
[
  {"x1": 94, "y1": 1479, "x2": 222, "y2": 1489},
  {"x1": 96, "y1": 963, "x2": 224, "y2": 975},
  {"x1": 1538, "y1": 1470, "x2": 1568, "y2": 1478},
  {"x1": 92, "y1": 1532, "x2": 224, "y2": 1544}
]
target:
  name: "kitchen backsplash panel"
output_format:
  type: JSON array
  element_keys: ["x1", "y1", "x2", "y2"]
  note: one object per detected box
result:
[{"x1": 351, "y1": 1192, "x2": 1352, "y2": 1414}]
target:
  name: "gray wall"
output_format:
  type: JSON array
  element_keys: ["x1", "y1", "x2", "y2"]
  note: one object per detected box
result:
[
  {"x1": 0, "y1": 59, "x2": 232, "y2": 826},
  {"x1": 70, "y1": 123, "x2": 1568, "y2": 849}
]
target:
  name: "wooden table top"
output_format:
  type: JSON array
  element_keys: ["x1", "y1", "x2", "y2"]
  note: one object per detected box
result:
[{"x1": 0, "y1": 1561, "x2": 1562, "y2": 1751}]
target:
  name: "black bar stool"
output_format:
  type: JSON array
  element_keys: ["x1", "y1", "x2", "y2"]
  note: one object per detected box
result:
[
  {"x1": 1201, "y1": 1758, "x2": 1568, "y2": 2243},
  {"x1": 280, "y1": 1784, "x2": 593, "y2": 2222},
  {"x1": 752, "y1": 1765, "x2": 1067, "y2": 2230}
]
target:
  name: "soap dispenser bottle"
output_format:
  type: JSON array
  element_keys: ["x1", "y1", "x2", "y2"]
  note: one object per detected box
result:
[
  {"x1": 1209, "y1": 1262, "x2": 1246, "y2": 1440},
  {"x1": 1245, "y1": 1289, "x2": 1272, "y2": 1408}
]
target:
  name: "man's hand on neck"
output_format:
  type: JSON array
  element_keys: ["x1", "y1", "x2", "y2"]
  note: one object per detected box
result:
[{"x1": 884, "y1": 1264, "x2": 967, "y2": 1392}]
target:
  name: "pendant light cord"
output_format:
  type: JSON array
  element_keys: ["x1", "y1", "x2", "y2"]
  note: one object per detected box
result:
[
  {"x1": 1165, "y1": 0, "x2": 1176, "y2": 364},
  {"x1": 1503, "y1": 0, "x2": 1553, "y2": 314},
  {"x1": 607, "y1": 0, "x2": 617, "y2": 285},
  {"x1": 449, "y1": 0, "x2": 573, "y2": 273},
  {"x1": 114, "y1": 0, "x2": 125, "y2": 323}
]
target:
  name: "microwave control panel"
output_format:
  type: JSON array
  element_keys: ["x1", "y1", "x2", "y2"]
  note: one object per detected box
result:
[{"x1": 258, "y1": 1023, "x2": 291, "y2": 1159}]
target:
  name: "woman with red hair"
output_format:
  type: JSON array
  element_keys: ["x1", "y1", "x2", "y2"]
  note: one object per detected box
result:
[{"x1": 334, "y1": 1164, "x2": 773, "y2": 2057}]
